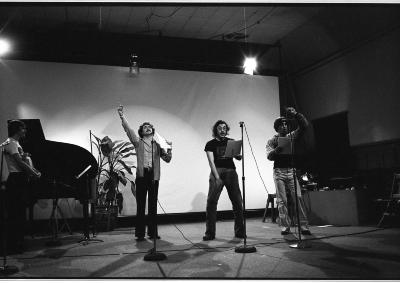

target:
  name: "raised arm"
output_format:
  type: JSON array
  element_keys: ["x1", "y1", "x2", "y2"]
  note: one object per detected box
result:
[
  {"x1": 286, "y1": 107, "x2": 309, "y2": 138},
  {"x1": 117, "y1": 105, "x2": 139, "y2": 147}
]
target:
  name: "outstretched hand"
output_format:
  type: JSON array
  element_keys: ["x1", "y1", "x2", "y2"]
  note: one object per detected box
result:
[
  {"x1": 286, "y1": 107, "x2": 297, "y2": 118},
  {"x1": 117, "y1": 105, "x2": 124, "y2": 117}
]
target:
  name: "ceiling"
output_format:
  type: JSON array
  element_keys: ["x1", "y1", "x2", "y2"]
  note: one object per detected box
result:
[
  {"x1": 0, "y1": 5, "x2": 323, "y2": 45},
  {"x1": 1, "y1": 4, "x2": 399, "y2": 76}
]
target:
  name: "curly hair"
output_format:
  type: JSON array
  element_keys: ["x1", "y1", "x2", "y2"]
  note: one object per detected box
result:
[
  {"x1": 8, "y1": 120, "x2": 26, "y2": 137},
  {"x1": 138, "y1": 122, "x2": 155, "y2": 138},
  {"x1": 273, "y1": 117, "x2": 287, "y2": 132},
  {"x1": 212, "y1": 120, "x2": 230, "y2": 138}
]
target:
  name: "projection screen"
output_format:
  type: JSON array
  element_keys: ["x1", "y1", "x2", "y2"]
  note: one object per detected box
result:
[{"x1": 0, "y1": 59, "x2": 279, "y2": 218}]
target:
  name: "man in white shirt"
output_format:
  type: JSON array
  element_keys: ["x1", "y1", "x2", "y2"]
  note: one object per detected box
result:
[{"x1": 1, "y1": 120, "x2": 41, "y2": 254}]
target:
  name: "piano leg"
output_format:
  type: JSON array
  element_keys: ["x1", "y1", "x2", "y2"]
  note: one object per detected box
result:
[{"x1": 46, "y1": 198, "x2": 62, "y2": 247}]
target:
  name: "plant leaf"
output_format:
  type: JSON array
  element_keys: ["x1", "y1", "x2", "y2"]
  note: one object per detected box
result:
[
  {"x1": 130, "y1": 181, "x2": 136, "y2": 198},
  {"x1": 118, "y1": 159, "x2": 133, "y2": 175}
]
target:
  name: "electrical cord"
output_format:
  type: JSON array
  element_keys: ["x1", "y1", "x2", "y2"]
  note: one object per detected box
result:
[
  {"x1": 15, "y1": 227, "x2": 385, "y2": 261},
  {"x1": 208, "y1": 7, "x2": 277, "y2": 40},
  {"x1": 156, "y1": 199, "x2": 206, "y2": 250},
  {"x1": 243, "y1": 123, "x2": 270, "y2": 194}
]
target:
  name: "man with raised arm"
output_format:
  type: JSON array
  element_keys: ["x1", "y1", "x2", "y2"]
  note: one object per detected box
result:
[
  {"x1": 117, "y1": 105, "x2": 172, "y2": 241},
  {"x1": 266, "y1": 107, "x2": 311, "y2": 236}
]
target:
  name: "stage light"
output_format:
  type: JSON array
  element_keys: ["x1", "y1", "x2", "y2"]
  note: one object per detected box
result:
[
  {"x1": 129, "y1": 53, "x2": 139, "y2": 76},
  {"x1": 0, "y1": 38, "x2": 11, "y2": 57},
  {"x1": 243, "y1": 57, "x2": 257, "y2": 75}
]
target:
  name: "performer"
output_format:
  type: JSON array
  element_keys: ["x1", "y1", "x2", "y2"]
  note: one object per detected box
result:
[
  {"x1": 117, "y1": 105, "x2": 172, "y2": 241},
  {"x1": 1, "y1": 120, "x2": 41, "y2": 253},
  {"x1": 266, "y1": 107, "x2": 311, "y2": 236},
  {"x1": 203, "y1": 120, "x2": 245, "y2": 241}
]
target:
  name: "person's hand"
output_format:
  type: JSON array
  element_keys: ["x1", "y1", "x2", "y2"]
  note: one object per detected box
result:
[
  {"x1": 117, "y1": 105, "x2": 124, "y2": 118},
  {"x1": 286, "y1": 107, "x2": 297, "y2": 118},
  {"x1": 216, "y1": 177, "x2": 223, "y2": 188},
  {"x1": 234, "y1": 154, "x2": 242, "y2": 160},
  {"x1": 32, "y1": 171, "x2": 41, "y2": 179}
]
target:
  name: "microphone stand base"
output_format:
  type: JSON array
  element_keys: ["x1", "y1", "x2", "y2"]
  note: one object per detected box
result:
[
  {"x1": 290, "y1": 241, "x2": 311, "y2": 249},
  {"x1": 0, "y1": 264, "x2": 19, "y2": 275},
  {"x1": 45, "y1": 239, "x2": 62, "y2": 247},
  {"x1": 235, "y1": 245, "x2": 257, "y2": 253},
  {"x1": 78, "y1": 236, "x2": 104, "y2": 246},
  {"x1": 144, "y1": 250, "x2": 167, "y2": 261}
]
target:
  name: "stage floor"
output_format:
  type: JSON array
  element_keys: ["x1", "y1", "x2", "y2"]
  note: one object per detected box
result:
[{"x1": 2, "y1": 217, "x2": 400, "y2": 279}]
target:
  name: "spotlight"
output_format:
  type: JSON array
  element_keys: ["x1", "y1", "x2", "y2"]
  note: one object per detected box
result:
[
  {"x1": 0, "y1": 38, "x2": 11, "y2": 57},
  {"x1": 243, "y1": 57, "x2": 257, "y2": 75},
  {"x1": 129, "y1": 53, "x2": 139, "y2": 76}
]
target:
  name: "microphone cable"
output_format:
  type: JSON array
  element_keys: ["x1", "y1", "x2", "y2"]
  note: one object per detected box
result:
[
  {"x1": 156, "y1": 199, "x2": 214, "y2": 250},
  {"x1": 243, "y1": 123, "x2": 270, "y2": 195}
]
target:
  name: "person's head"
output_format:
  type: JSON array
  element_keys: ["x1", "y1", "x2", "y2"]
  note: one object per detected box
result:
[
  {"x1": 8, "y1": 120, "x2": 27, "y2": 140},
  {"x1": 212, "y1": 120, "x2": 230, "y2": 139},
  {"x1": 138, "y1": 122, "x2": 155, "y2": 138},
  {"x1": 274, "y1": 117, "x2": 288, "y2": 136}
]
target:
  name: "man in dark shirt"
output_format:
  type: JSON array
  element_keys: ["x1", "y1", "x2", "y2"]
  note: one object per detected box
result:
[
  {"x1": 266, "y1": 107, "x2": 311, "y2": 236},
  {"x1": 203, "y1": 120, "x2": 244, "y2": 241}
]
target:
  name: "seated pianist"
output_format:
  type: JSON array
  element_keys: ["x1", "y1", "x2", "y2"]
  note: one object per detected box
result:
[{"x1": 1, "y1": 120, "x2": 41, "y2": 254}]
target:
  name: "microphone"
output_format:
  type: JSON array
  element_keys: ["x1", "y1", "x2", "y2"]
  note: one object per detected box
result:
[{"x1": 239, "y1": 121, "x2": 244, "y2": 127}]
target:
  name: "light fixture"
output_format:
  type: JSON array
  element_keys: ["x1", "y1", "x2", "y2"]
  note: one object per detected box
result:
[
  {"x1": 129, "y1": 53, "x2": 139, "y2": 76},
  {"x1": 242, "y1": 8, "x2": 257, "y2": 75},
  {"x1": 0, "y1": 38, "x2": 11, "y2": 57},
  {"x1": 243, "y1": 57, "x2": 257, "y2": 75}
]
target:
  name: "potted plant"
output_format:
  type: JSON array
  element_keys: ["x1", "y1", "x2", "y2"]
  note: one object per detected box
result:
[{"x1": 91, "y1": 134, "x2": 136, "y2": 231}]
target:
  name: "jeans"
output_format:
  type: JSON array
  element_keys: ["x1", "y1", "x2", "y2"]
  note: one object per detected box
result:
[
  {"x1": 273, "y1": 168, "x2": 309, "y2": 229},
  {"x1": 205, "y1": 168, "x2": 244, "y2": 237},
  {"x1": 135, "y1": 169, "x2": 159, "y2": 238}
]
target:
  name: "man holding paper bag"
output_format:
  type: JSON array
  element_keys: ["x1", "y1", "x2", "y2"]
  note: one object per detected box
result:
[
  {"x1": 117, "y1": 105, "x2": 172, "y2": 241},
  {"x1": 266, "y1": 107, "x2": 311, "y2": 236},
  {"x1": 203, "y1": 120, "x2": 245, "y2": 241}
]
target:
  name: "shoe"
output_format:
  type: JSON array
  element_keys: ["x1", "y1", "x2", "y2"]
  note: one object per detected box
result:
[
  {"x1": 136, "y1": 236, "x2": 145, "y2": 242},
  {"x1": 202, "y1": 234, "x2": 215, "y2": 241},
  {"x1": 281, "y1": 228, "x2": 291, "y2": 235},
  {"x1": 148, "y1": 235, "x2": 161, "y2": 240},
  {"x1": 301, "y1": 229, "x2": 311, "y2": 235}
]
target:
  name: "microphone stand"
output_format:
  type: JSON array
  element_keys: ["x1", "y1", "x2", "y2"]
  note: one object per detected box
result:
[
  {"x1": 144, "y1": 138, "x2": 166, "y2": 261},
  {"x1": 89, "y1": 131, "x2": 98, "y2": 238},
  {"x1": 77, "y1": 165, "x2": 103, "y2": 246},
  {"x1": 287, "y1": 116, "x2": 310, "y2": 249},
  {"x1": 0, "y1": 146, "x2": 19, "y2": 275},
  {"x1": 235, "y1": 122, "x2": 256, "y2": 253}
]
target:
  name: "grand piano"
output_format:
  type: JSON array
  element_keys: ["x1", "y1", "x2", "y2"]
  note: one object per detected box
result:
[{"x1": 14, "y1": 119, "x2": 98, "y2": 237}]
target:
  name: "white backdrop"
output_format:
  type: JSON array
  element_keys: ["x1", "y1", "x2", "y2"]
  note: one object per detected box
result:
[{"x1": 0, "y1": 59, "x2": 279, "y2": 218}]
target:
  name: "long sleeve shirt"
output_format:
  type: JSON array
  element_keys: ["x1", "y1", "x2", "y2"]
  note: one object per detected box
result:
[
  {"x1": 120, "y1": 116, "x2": 171, "y2": 180},
  {"x1": 266, "y1": 112, "x2": 308, "y2": 168}
]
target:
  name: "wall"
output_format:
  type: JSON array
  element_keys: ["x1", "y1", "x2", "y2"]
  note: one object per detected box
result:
[
  {"x1": 292, "y1": 28, "x2": 400, "y2": 146},
  {"x1": 0, "y1": 59, "x2": 279, "y2": 218}
]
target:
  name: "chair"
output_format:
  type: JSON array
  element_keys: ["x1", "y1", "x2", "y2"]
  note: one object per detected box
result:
[
  {"x1": 377, "y1": 173, "x2": 400, "y2": 227},
  {"x1": 262, "y1": 194, "x2": 277, "y2": 223}
]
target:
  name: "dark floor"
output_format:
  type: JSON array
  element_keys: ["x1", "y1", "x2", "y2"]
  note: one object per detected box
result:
[{"x1": 1, "y1": 217, "x2": 400, "y2": 279}]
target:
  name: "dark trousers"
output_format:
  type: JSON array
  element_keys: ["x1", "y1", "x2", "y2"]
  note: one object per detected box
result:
[
  {"x1": 135, "y1": 169, "x2": 159, "y2": 238},
  {"x1": 205, "y1": 168, "x2": 244, "y2": 237},
  {"x1": 1, "y1": 173, "x2": 28, "y2": 252}
]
